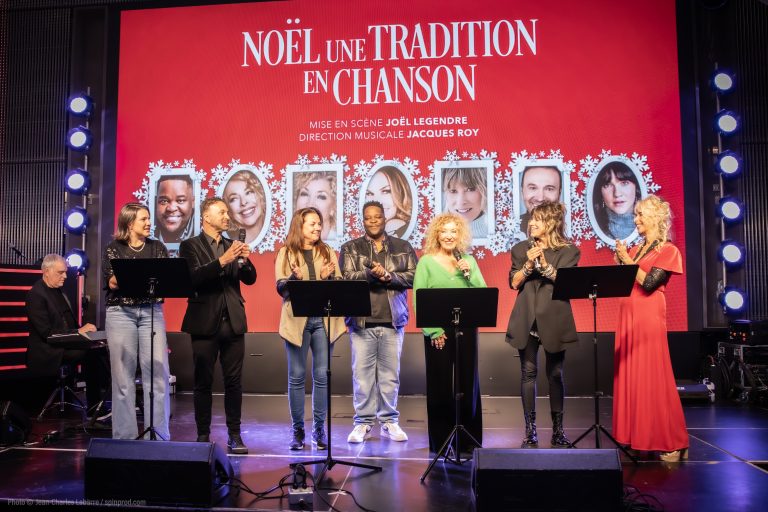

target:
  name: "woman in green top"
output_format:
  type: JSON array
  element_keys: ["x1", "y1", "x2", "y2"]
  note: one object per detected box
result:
[{"x1": 413, "y1": 212, "x2": 487, "y2": 453}]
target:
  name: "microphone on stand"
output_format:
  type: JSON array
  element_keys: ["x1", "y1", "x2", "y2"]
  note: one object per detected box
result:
[
  {"x1": 237, "y1": 229, "x2": 246, "y2": 266},
  {"x1": 453, "y1": 249, "x2": 470, "y2": 280},
  {"x1": 9, "y1": 243, "x2": 26, "y2": 260},
  {"x1": 528, "y1": 238, "x2": 541, "y2": 270}
]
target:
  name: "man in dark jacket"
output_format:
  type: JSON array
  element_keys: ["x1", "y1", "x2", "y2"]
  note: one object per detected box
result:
[
  {"x1": 339, "y1": 201, "x2": 417, "y2": 444},
  {"x1": 25, "y1": 254, "x2": 107, "y2": 413},
  {"x1": 179, "y1": 197, "x2": 256, "y2": 453}
]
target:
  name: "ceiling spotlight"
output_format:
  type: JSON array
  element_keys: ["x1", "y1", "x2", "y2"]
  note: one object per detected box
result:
[
  {"x1": 716, "y1": 151, "x2": 742, "y2": 178},
  {"x1": 67, "y1": 94, "x2": 94, "y2": 117},
  {"x1": 712, "y1": 71, "x2": 735, "y2": 93},
  {"x1": 65, "y1": 249, "x2": 89, "y2": 273},
  {"x1": 717, "y1": 197, "x2": 744, "y2": 222},
  {"x1": 64, "y1": 206, "x2": 89, "y2": 234},
  {"x1": 65, "y1": 168, "x2": 91, "y2": 194},
  {"x1": 718, "y1": 240, "x2": 745, "y2": 267},
  {"x1": 719, "y1": 287, "x2": 747, "y2": 315},
  {"x1": 715, "y1": 110, "x2": 739, "y2": 135},
  {"x1": 66, "y1": 126, "x2": 92, "y2": 151}
]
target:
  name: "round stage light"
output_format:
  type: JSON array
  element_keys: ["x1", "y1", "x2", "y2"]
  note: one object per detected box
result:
[
  {"x1": 716, "y1": 151, "x2": 742, "y2": 177},
  {"x1": 65, "y1": 249, "x2": 89, "y2": 273},
  {"x1": 66, "y1": 126, "x2": 92, "y2": 151},
  {"x1": 65, "y1": 168, "x2": 91, "y2": 194},
  {"x1": 712, "y1": 71, "x2": 734, "y2": 93},
  {"x1": 718, "y1": 197, "x2": 744, "y2": 222},
  {"x1": 64, "y1": 207, "x2": 89, "y2": 234},
  {"x1": 715, "y1": 111, "x2": 739, "y2": 135},
  {"x1": 718, "y1": 240, "x2": 745, "y2": 267},
  {"x1": 67, "y1": 94, "x2": 94, "y2": 117},
  {"x1": 720, "y1": 287, "x2": 747, "y2": 314}
]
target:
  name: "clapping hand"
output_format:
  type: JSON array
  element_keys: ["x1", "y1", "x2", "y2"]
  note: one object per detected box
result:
[
  {"x1": 615, "y1": 240, "x2": 631, "y2": 264},
  {"x1": 370, "y1": 261, "x2": 390, "y2": 281},
  {"x1": 320, "y1": 260, "x2": 336, "y2": 280}
]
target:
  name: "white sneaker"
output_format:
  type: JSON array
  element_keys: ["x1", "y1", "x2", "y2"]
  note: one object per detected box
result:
[
  {"x1": 380, "y1": 422, "x2": 408, "y2": 441},
  {"x1": 347, "y1": 424, "x2": 372, "y2": 443}
]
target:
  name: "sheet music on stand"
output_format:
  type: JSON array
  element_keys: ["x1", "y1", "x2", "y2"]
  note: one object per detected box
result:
[{"x1": 48, "y1": 330, "x2": 107, "y2": 350}]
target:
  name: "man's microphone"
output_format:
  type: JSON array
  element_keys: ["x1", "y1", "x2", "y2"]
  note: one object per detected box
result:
[
  {"x1": 528, "y1": 238, "x2": 541, "y2": 270},
  {"x1": 237, "y1": 229, "x2": 246, "y2": 266},
  {"x1": 453, "y1": 249, "x2": 470, "y2": 279}
]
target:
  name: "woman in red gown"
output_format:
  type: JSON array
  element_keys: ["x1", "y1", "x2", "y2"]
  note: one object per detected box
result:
[{"x1": 613, "y1": 195, "x2": 688, "y2": 461}]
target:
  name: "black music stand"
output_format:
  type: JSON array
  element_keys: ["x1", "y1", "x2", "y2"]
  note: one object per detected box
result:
[
  {"x1": 553, "y1": 264, "x2": 638, "y2": 462},
  {"x1": 111, "y1": 258, "x2": 191, "y2": 441},
  {"x1": 286, "y1": 279, "x2": 382, "y2": 484},
  {"x1": 416, "y1": 287, "x2": 498, "y2": 481}
]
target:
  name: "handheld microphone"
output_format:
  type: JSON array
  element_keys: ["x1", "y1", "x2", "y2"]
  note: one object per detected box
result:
[
  {"x1": 528, "y1": 238, "x2": 541, "y2": 270},
  {"x1": 453, "y1": 249, "x2": 470, "y2": 279},
  {"x1": 237, "y1": 229, "x2": 246, "y2": 266}
]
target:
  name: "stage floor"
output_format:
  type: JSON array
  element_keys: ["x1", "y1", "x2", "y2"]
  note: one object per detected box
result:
[{"x1": 2, "y1": 394, "x2": 768, "y2": 511}]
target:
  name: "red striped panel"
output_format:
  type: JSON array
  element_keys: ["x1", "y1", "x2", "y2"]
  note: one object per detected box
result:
[
  {"x1": 0, "y1": 333, "x2": 29, "y2": 338},
  {"x1": 0, "y1": 268, "x2": 41, "y2": 274},
  {"x1": 0, "y1": 302, "x2": 25, "y2": 306},
  {"x1": 0, "y1": 348, "x2": 26, "y2": 353},
  {"x1": 0, "y1": 365, "x2": 27, "y2": 371},
  {"x1": 0, "y1": 286, "x2": 33, "y2": 290},
  {"x1": 0, "y1": 317, "x2": 27, "y2": 322}
]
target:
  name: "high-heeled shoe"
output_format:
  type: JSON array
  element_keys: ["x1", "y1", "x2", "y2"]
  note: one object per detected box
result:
[{"x1": 659, "y1": 448, "x2": 688, "y2": 462}]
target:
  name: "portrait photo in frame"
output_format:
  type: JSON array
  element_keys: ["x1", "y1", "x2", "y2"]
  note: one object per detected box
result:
[
  {"x1": 216, "y1": 164, "x2": 273, "y2": 249},
  {"x1": 434, "y1": 159, "x2": 495, "y2": 245},
  {"x1": 285, "y1": 163, "x2": 344, "y2": 243},
  {"x1": 148, "y1": 167, "x2": 202, "y2": 252},
  {"x1": 511, "y1": 159, "x2": 572, "y2": 242},
  {"x1": 359, "y1": 160, "x2": 419, "y2": 241},
  {"x1": 586, "y1": 155, "x2": 647, "y2": 247}
]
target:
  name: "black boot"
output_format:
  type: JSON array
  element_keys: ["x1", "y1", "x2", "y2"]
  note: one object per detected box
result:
[
  {"x1": 521, "y1": 411, "x2": 538, "y2": 448},
  {"x1": 550, "y1": 411, "x2": 571, "y2": 448},
  {"x1": 289, "y1": 427, "x2": 305, "y2": 450}
]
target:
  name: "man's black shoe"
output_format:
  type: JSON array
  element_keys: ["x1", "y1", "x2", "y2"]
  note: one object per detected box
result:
[
  {"x1": 227, "y1": 434, "x2": 248, "y2": 454},
  {"x1": 196, "y1": 434, "x2": 210, "y2": 443}
]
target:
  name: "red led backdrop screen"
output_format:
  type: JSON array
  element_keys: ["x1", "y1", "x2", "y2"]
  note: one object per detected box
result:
[{"x1": 115, "y1": 0, "x2": 687, "y2": 332}]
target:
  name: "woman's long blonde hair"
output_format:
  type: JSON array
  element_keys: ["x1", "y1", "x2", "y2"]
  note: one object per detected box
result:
[
  {"x1": 635, "y1": 194, "x2": 672, "y2": 244},
  {"x1": 423, "y1": 212, "x2": 472, "y2": 255},
  {"x1": 281, "y1": 207, "x2": 332, "y2": 274},
  {"x1": 529, "y1": 201, "x2": 570, "y2": 250}
]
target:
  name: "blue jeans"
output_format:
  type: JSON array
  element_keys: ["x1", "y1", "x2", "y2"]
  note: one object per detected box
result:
[
  {"x1": 350, "y1": 325, "x2": 404, "y2": 425},
  {"x1": 285, "y1": 317, "x2": 331, "y2": 431},
  {"x1": 106, "y1": 304, "x2": 170, "y2": 440}
]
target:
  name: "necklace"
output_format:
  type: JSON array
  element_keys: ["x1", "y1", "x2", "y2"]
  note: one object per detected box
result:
[
  {"x1": 633, "y1": 239, "x2": 660, "y2": 262},
  {"x1": 128, "y1": 240, "x2": 146, "y2": 253}
]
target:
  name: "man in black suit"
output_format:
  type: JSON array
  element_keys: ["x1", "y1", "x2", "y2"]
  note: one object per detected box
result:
[
  {"x1": 25, "y1": 254, "x2": 108, "y2": 414},
  {"x1": 179, "y1": 197, "x2": 256, "y2": 454}
]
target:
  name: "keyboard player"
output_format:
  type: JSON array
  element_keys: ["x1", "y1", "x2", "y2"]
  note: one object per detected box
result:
[{"x1": 25, "y1": 254, "x2": 110, "y2": 417}]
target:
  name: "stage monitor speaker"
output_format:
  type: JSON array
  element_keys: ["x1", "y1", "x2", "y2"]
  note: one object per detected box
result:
[
  {"x1": 1, "y1": 401, "x2": 30, "y2": 446},
  {"x1": 84, "y1": 438, "x2": 234, "y2": 507},
  {"x1": 472, "y1": 448, "x2": 623, "y2": 511}
]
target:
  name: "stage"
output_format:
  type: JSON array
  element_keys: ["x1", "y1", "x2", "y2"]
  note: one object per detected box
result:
[{"x1": 2, "y1": 393, "x2": 768, "y2": 511}]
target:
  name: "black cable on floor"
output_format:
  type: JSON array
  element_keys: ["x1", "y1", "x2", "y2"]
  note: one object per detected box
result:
[{"x1": 622, "y1": 484, "x2": 664, "y2": 511}]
